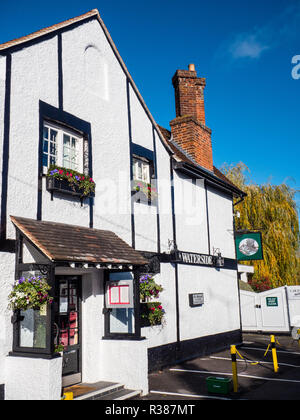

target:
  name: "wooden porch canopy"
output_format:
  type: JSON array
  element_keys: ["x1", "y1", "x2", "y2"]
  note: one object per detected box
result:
[{"x1": 11, "y1": 216, "x2": 148, "y2": 266}]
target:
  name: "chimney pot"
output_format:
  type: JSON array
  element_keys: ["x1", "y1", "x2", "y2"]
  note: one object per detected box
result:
[{"x1": 188, "y1": 63, "x2": 195, "y2": 72}]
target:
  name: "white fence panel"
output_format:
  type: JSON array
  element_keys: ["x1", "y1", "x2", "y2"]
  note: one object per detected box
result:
[
  {"x1": 240, "y1": 291, "x2": 260, "y2": 331},
  {"x1": 240, "y1": 286, "x2": 291, "y2": 333}
]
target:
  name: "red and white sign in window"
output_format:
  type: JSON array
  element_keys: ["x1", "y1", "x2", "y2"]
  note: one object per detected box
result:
[
  {"x1": 108, "y1": 284, "x2": 130, "y2": 305},
  {"x1": 105, "y1": 278, "x2": 134, "y2": 309}
]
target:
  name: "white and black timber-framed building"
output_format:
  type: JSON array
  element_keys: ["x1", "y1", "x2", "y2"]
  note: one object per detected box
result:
[{"x1": 0, "y1": 9, "x2": 246, "y2": 399}]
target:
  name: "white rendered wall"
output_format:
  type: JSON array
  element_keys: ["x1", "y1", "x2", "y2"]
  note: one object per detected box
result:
[
  {"x1": 174, "y1": 171, "x2": 209, "y2": 254},
  {"x1": 61, "y1": 20, "x2": 132, "y2": 245},
  {"x1": 207, "y1": 186, "x2": 235, "y2": 259},
  {"x1": 6, "y1": 37, "x2": 59, "y2": 240},
  {"x1": 178, "y1": 265, "x2": 240, "y2": 341},
  {"x1": 134, "y1": 201, "x2": 158, "y2": 252},
  {"x1": 154, "y1": 130, "x2": 173, "y2": 253},
  {"x1": 129, "y1": 84, "x2": 153, "y2": 151},
  {"x1": 5, "y1": 355, "x2": 62, "y2": 400},
  {"x1": 0, "y1": 253, "x2": 15, "y2": 386},
  {"x1": 100, "y1": 339, "x2": 148, "y2": 395},
  {"x1": 143, "y1": 263, "x2": 177, "y2": 348}
]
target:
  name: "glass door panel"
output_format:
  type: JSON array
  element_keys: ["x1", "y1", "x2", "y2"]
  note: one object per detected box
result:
[{"x1": 55, "y1": 276, "x2": 81, "y2": 387}]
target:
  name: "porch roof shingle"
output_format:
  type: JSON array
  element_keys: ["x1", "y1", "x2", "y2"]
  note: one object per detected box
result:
[{"x1": 11, "y1": 216, "x2": 148, "y2": 265}]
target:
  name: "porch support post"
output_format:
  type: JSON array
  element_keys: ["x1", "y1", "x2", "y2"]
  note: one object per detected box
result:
[{"x1": 133, "y1": 266, "x2": 141, "y2": 339}]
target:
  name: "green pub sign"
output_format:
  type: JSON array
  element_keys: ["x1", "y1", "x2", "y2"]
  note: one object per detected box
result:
[{"x1": 235, "y1": 231, "x2": 263, "y2": 261}]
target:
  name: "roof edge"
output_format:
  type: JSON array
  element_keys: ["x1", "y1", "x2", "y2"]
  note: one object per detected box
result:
[
  {"x1": 10, "y1": 216, "x2": 54, "y2": 261},
  {"x1": 0, "y1": 9, "x2": 173, "y2": 159},
  {"x1": 0, "y1": 9, "x2": 99, "y2": 52}
]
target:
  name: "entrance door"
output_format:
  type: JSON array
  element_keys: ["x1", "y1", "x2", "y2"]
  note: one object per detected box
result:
[{"x1": 55, "y1": 276, "x2": 82, "y2": 387}]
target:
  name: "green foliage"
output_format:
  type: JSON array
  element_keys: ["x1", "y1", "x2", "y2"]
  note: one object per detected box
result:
[
  {"x1": 8, "y1": 275, "x2": 53, "y2": 311},
  {"x1": 221, "y1": 162, "x2": 300, "y2": 288}
]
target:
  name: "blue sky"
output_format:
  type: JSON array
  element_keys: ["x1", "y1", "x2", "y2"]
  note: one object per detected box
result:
[{"x1": 1, "y1": 0, "x2": 299, "y2": 209}]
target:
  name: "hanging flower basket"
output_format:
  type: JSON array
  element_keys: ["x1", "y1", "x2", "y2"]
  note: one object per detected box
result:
[
  {"x1": 139, "y1": 274, "x2": 163, "y2": 302},
  {"x1": 8, "y1": 275, "x2": 53, "y2": 311},
  {"x1": 139, "y1": 274, "x2": 165, "y2": 326},
  {"x1": 140, "y1": 302, "x2": 165, "y2": 327}
]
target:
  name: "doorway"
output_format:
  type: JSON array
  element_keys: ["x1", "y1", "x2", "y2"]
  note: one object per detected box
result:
[{"x1": 55, "y1": 276, "x2": 82, "y2": 387}]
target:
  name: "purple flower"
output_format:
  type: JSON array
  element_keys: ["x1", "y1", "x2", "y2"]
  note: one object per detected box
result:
[{"x1": 18, "y1": 277, "x2": 25, "y2": 284}]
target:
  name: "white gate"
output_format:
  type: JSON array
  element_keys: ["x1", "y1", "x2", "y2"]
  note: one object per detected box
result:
[{"x1": 240, "y1": 287, "x2": 291, "y2": 333}]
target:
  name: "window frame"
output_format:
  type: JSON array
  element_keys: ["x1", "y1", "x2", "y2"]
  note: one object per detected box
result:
[
  {"x1": 103, "y1": 269, "x2": 144, "y2": 341},
  {"x1": 132, "y1": 155, "x2": 151, "y2": 184},
  {"x1": 131, "y1": 153, "x2": 157, "y2": 206},
  {"x1": 10, "y1": 230, "x2": 57, "y2": 359},
  {"x1": 42, "y1": 120, "x2": 84, "y2": 174}
]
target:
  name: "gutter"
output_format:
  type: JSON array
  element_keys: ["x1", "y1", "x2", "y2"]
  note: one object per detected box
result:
[{"x1": 173, "y1": 160, "x2": 247, "y2": 199}]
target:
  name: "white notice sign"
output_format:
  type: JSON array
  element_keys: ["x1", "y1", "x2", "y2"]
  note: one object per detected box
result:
[{"x1": 287, "y1": 286, "x2": 300, "y2": 300}]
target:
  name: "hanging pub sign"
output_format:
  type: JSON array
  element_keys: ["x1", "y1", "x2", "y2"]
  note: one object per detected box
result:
[{"x1": 235, "y1": 231, "x2": 263, "y2": 261}]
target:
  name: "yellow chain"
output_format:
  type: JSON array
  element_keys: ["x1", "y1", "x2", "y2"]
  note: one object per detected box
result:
[{"x1": 235, "y1": 343, "x2": 271, "y2": 366}]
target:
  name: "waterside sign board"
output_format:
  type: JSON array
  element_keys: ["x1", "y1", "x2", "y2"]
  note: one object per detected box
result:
[{"x1": 171, "y1": 251, "x2": 213, "y2": 266}]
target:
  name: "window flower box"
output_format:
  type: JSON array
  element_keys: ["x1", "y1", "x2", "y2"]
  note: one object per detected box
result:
[
  {"x1": 46, "y1": 165, "x2": 95, "y2": 199},
  {"x1": 131, "y1": 180, "x2": 158, "y2": 205}
]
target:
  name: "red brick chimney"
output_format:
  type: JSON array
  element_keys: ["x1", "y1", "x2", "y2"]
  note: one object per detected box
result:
[{"x1": 170, "y1": 64, "x2": 213, "y2": 171}]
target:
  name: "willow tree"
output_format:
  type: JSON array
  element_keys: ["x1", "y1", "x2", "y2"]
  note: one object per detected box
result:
[{"x1": 221, "y1": 162, "x2": 300, "y2": 288}]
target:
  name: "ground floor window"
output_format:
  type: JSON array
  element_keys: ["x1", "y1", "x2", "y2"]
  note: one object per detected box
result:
[
  {"x1": 103, "y1": 270, "x2": 142, "y2": 340},
  {"x1": 19, "y1": 309, "x2": 47, "y2": 349},
  {"x1": 11, "y1": 266, "x2": 55, "y2": 357}
]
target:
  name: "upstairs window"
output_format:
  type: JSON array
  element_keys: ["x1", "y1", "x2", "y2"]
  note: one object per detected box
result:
[
  {"x1": 42, "y1": 122, "x2": 83, "y2": 173},
  {"x1": 132, "y1": 156, "x2": 151, "y2": 184},
  {"x1": 131, "y1": 153, "x2": 157, "y2": 205}
]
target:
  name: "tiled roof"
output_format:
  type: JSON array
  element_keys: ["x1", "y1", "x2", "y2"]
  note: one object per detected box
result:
[
  {"x1": 0, "y1": 10, "x2": 99, "y2": 51},
  {"x1": 157, "y1": 124, "x2": 242, "y2": 192},
  {"x1": 11, "y1": 216, "x2": 148, "y2": 265}
]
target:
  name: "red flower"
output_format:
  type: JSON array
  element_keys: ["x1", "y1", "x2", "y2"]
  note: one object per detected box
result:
[
  {"x1": 158, "y1": 305, "x2": 162, "y2": 309},
  {"x1": 59, "y1": 170, "x2": 63, "y2": 174},
  {"x1": 150, "y1": 307, "x2": 155, "y2": 311},
  {"x1": 82, "y1": 176, "x2": 85, "y2": 180}
]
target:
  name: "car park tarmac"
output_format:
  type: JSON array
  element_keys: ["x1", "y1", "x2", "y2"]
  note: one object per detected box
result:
[{"x1": 137, "y1": 333, "x2": 300, "y2": 400}]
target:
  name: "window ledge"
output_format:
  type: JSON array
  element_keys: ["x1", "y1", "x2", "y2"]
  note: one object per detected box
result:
[
  {"x1": 8, "y1": 351, "x2": 60, "y2": 360},
  {"x1": 102, "y1": 335, "x2": 146, "y2": 341}
]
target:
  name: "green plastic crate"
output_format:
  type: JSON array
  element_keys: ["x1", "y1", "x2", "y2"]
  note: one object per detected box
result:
[{"x1": 206, "y1": 376, "x2": 232, "y2": 394}]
